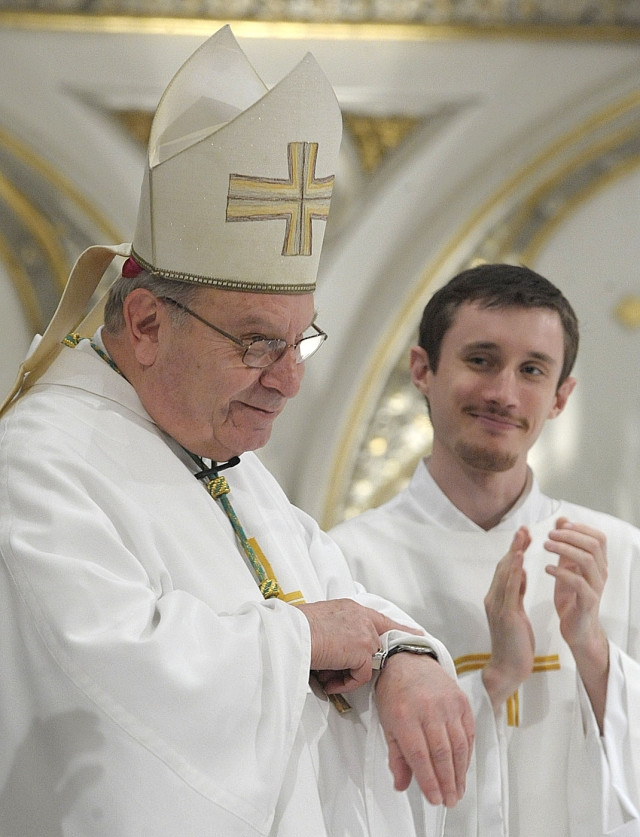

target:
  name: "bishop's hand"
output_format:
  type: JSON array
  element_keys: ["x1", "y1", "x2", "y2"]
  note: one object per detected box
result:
[
  {"x1": 482, "y1": 526, "x2": 535, "y2": 711},
  {"x1": 295, "y1": 599, "x2": 421, "y2": 694},
  {"x1": 375, "y1": 652, "x2": 474, "y2": 808}
]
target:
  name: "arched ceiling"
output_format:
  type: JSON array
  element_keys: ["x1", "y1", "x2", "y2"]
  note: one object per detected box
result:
[{"x1": 1, "y1": 4, "x2": 640, "y2": 530}]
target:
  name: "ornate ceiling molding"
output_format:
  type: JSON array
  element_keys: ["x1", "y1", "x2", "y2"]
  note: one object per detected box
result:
[
  {"x1": 0, "y1": 8, "x2": 640, "y2": 41},
  {"x1": 342, "y1": 114, "x2": 423, "y2": 173}
]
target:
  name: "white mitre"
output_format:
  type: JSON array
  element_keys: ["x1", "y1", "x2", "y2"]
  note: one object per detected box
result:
[
  {"x1": 133, "y1": 25, "x2": 341, "y2": 292},
  {"x1": 1, "y1": 25, "x2": 342, "y2": 415}
]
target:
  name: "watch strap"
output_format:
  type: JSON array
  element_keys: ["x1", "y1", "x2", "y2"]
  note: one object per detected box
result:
[{"x1": 372, "y1": 643, "x2": 438, "y2": 671}]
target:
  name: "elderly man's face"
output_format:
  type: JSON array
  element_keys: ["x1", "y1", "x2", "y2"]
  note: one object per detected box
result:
[{"x1": 141, "y1": 288, "x2": 315, "y2": 461}]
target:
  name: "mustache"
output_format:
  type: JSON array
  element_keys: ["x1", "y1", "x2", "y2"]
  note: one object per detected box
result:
[{"x1": 463, "y1": 404, "x2": 530, "y2": 432}]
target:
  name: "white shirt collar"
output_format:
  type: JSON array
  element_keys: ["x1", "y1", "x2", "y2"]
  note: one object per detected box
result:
[{"x1": 408, "y1": 457, "x2": 559, "y2": 532}]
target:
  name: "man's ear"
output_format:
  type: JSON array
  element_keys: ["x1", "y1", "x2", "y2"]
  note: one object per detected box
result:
[
  {"x1": 410, "y1": 346, "x2": 432, "y2": 397},
  {"x1": 122, "y1": 289, "x2": 162, "y2": 368},
  {"x1": 549, "y1": 375, "x2": 577, "y2": 419}
]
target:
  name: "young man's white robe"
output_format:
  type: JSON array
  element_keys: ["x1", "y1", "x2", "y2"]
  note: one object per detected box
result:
[
  {"x1": 331, "y1": 458, "x2": 640, "y2": 837},
  {"x1": 0, "y1": 344, "x2": 455, "y2": 837}
]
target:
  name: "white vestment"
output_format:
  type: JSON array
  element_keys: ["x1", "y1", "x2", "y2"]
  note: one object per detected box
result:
[
  {"x1": 331, "y1": 458, "x2": 640, "y2": 837},
  {"x1": 0, "y1": 345, "x2": 455, "y2": 837}
]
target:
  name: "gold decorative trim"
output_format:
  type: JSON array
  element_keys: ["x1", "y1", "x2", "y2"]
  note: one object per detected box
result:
[
  {"x1": 1, "y1": 13, "x2": 640, "y2": 42},
  {"x1": 0, "y1": 127, "x2": 126, "y2": 334},
  {"x1": 615, "y1": 296, "x2": 640, "y2": 329},
  {"x1": 130, "y1": 247, "x2": 315, "y2": 293},
  {"x1": 532, "y1": 655, "x2": 561, "y2": 672},
  {"x1": 0, "y1": 170, "x2": 69, "y2": 289},
  {"x1": 454, "y1": 652, "x2": 559, "y2": 673},
  {"x1": 113, "y1": 110, "x2": 153, "y2": 148},
  {"x1": 0, "y1": 127, "x2": 123, "y2": 250},
  {"x1": 519, "y1": 152, "x2": 640, "y2": 264},
  {"x1": 322, "y1": 89, "x2": 640, "y2": 527},
  {"x1": 0, "y1": 227, "x2": 43, "y2": 332},
  {"x1": 453, "y1": 653, "x2": 559, "y2": 726},
  {"x1": 343, "y1": 114, "x2": 423, "y2": 174},
  {"x1": 454, "y1": 653, "x2": 490, "y2": 674}
]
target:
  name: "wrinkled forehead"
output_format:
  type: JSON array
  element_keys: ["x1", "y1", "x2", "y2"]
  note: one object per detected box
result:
[{"x1": 197, "y1": 286, "x2": 316, "y2": 330}]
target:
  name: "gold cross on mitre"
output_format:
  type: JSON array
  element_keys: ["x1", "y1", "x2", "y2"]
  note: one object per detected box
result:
[
  {"x1": 455, "y1": 653, "x2": 561, "y2": 726},
  {"x1": 226, "y1": 141, "x2": 334, "y2": 256}
]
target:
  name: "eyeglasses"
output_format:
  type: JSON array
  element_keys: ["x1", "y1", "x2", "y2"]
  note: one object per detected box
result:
[{"x1": 159, "y1": 296, "x2": 327, "y2": 369}]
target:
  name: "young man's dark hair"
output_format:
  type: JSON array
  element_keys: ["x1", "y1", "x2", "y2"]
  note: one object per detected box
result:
[{"x1": 418, "y1": 263, "x2": 579, "y2": 388}]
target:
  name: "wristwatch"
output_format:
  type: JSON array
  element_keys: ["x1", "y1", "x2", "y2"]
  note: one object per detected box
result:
[{"x1": 372, "y1": 644, "x2": 439, "y2": 671}]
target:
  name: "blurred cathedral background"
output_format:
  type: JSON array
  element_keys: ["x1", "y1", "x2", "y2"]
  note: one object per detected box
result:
[{"x1": 1, "y1": 0, "x2": 640, "y2": 529}]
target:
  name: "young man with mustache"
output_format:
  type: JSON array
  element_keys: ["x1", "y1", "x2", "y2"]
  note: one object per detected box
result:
[{"x1": 332, "y1": 263, "x2": 640, "y2": 837}]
